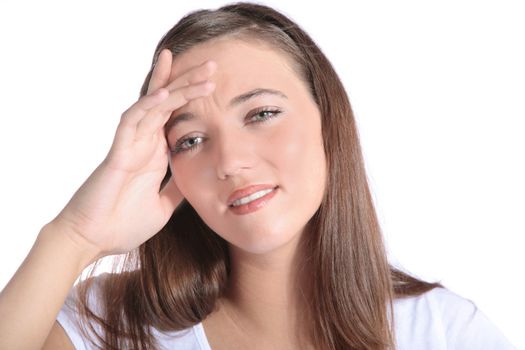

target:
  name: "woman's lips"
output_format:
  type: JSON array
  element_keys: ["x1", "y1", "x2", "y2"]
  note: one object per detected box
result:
[
  {"x1": 228, "y1": 186, "x2": 279, "y2": 215},
  {"x1": 227, "y1": 184, "x2": 277, "y2": 206}
]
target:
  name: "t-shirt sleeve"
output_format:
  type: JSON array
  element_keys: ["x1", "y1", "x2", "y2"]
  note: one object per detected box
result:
[
  {"x1": 56, "y1": 274, "x2": 107, "y2": 350},
  {"x1": 431, "y1": 288, "x2": 517, "y2": 350}
]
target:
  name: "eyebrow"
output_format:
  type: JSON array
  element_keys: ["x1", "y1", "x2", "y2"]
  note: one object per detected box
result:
[{"x1": 164, "y1": 88, "x2": 288, "y2": 132}]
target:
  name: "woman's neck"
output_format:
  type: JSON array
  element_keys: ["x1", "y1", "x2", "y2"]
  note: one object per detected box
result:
[{"x1": 220, "y1": 231, "x2": 314, "y2": 348}]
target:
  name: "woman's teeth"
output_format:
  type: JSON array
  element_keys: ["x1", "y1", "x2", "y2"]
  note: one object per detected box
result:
[{"x1": 231, "y1": 188, "x2": 274, "y2": 207}]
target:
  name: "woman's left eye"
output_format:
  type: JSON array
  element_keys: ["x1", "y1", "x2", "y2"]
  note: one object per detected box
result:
[{"x1": 246, "y1": 107, "x2": 282, "y2": 124}]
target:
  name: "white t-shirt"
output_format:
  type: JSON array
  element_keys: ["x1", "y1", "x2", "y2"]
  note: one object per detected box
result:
[{"x1": 57, "y1": 274, "x2": 516, "y2": 350}]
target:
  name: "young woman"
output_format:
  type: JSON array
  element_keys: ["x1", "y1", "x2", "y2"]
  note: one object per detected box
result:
[{"x1": 0, "y1": 2, "x2": 516, "y2": 349}]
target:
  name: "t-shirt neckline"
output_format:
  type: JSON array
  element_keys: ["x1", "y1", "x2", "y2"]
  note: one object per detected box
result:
[{"x1": 193, "y1": 322, "x2": 213, "y2": 350}]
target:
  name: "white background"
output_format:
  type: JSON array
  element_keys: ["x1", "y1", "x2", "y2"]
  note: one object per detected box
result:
[{"x1": 0, "y1": 0, "x2": 523, "y2": 348}]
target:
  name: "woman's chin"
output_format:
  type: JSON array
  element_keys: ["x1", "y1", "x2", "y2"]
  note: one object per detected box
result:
[{"x1": 224, "y1": 229, "x2": 305, "y2": 256}]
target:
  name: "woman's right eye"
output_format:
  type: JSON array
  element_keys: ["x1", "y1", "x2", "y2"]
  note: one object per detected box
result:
[{"x1": 172, "y1": 136, "x2": 205, "y2": 154}]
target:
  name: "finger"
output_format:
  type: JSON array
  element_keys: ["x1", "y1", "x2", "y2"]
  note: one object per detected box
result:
[
  {"x1": 147, "y1": 49, "x2": 172, "y2": 95},
  {"x1": 112, "y1": 88, "x2": 169, "y2": 148},
  {"x1": 135, "y1": 81, "x2": 215, "y2": 140},
  {"x1": 165, "y1": 60, "x2": 217, "y2": 92},
  {"x1": 119, "y1": 88, "x2": 169, "y2": 128},
  {"x1": 158, "y1": 177, "x2": 183, "y2": 218}
]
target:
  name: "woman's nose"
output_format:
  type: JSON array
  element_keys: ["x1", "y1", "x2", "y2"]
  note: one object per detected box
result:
[{"x1": 214, "y1": 131, "x2": 256, "y2": 180}]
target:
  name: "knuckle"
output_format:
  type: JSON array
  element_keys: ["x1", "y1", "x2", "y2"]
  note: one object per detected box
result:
[{"x1": 120, "y1": 110, "x2": 130, "y2": 121}]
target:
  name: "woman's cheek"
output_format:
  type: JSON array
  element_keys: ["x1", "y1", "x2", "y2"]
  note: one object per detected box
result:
[
  {"x1": 270, "y1": 115, "x2": 300, "y2": 150},
  {"x1": 270, "y1": 120, "x2": 312, "y2": 176},
  {"x1": 170, "y1": 159, "x2": 197, "y2": 200},
  {"x1": 172, "y1": 156, "x2": 219, "y2": 216},
  {"x1": 272, "y1": 110, "x2": 326, "y2": 202}
]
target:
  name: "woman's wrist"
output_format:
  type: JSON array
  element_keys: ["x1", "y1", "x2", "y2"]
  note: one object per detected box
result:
[
  {"x1": 38, "y1": 220, "x2": 102, "y2": 274},
  {"x1": 0, "y1": 220, "x2": 103, "y2": 349}
]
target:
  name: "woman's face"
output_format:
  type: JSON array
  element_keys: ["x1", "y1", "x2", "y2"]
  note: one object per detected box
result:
[{"x1": 166, "y1": 37, "x2": 326, "y2": 254}]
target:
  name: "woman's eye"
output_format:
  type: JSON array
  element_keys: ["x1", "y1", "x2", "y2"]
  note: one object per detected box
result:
[
  {"x1": 247, "y1": 108, "x2": 282, "y2": 124},
  {"x1": 171, "y1": 108, "x2": 282, "y2": 155},
  {"x1": 172, "y1": 136, "x2": 204, "y2": 154}
]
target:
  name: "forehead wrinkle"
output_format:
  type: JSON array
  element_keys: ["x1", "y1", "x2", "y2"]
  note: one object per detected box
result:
[
  {"x1": 211, "y1": 88, "x2": 223, "y2": 112},
  {"x1": 166, "y1": 38, "x2": 301, "y2": 128}
]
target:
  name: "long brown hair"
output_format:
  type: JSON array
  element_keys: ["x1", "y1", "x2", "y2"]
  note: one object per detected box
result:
[{"x1": 76, "y1": 2, "x2": 441, "y2": 349}]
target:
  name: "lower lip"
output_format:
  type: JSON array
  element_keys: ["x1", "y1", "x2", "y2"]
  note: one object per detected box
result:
[{"x1": 229, "y1": 187, "x2": 278, "y2": 215}]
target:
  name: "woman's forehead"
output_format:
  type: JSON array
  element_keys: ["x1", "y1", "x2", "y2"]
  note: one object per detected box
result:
[{"x1": 169, "y1": 38, "x2": 297, "y2": 85}]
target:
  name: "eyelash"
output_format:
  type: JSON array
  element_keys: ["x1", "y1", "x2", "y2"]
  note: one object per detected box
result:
[{"x1": 171, "y1": 107, "x2": 282, "y2": 154}]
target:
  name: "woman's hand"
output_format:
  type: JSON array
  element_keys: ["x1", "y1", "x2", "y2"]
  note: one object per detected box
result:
[{"x1": 50, "y1": 49, "x2": 216, "y2": 258}]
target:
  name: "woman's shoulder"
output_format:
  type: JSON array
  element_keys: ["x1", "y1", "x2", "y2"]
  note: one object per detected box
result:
[
  {"x1": 394, "y1": 285, "x2": 475, "y2": 316},
  {"x1": 56, "y1": 273, "x2": 209, "y2": 350},
  {"x1": 393, "y1": 287, "x2": 516, "y2": 349}
]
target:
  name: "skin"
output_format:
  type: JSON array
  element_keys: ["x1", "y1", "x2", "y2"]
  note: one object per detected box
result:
[
  {"x1": 166, "y1": 37, "x2": 327, "y2": 348},
  {"x1": 1, "y1": 39, "x2": 218, "y2": 349},
  {"x1": 0, "y1": 34, "x2": 325, "y2": 349}
]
